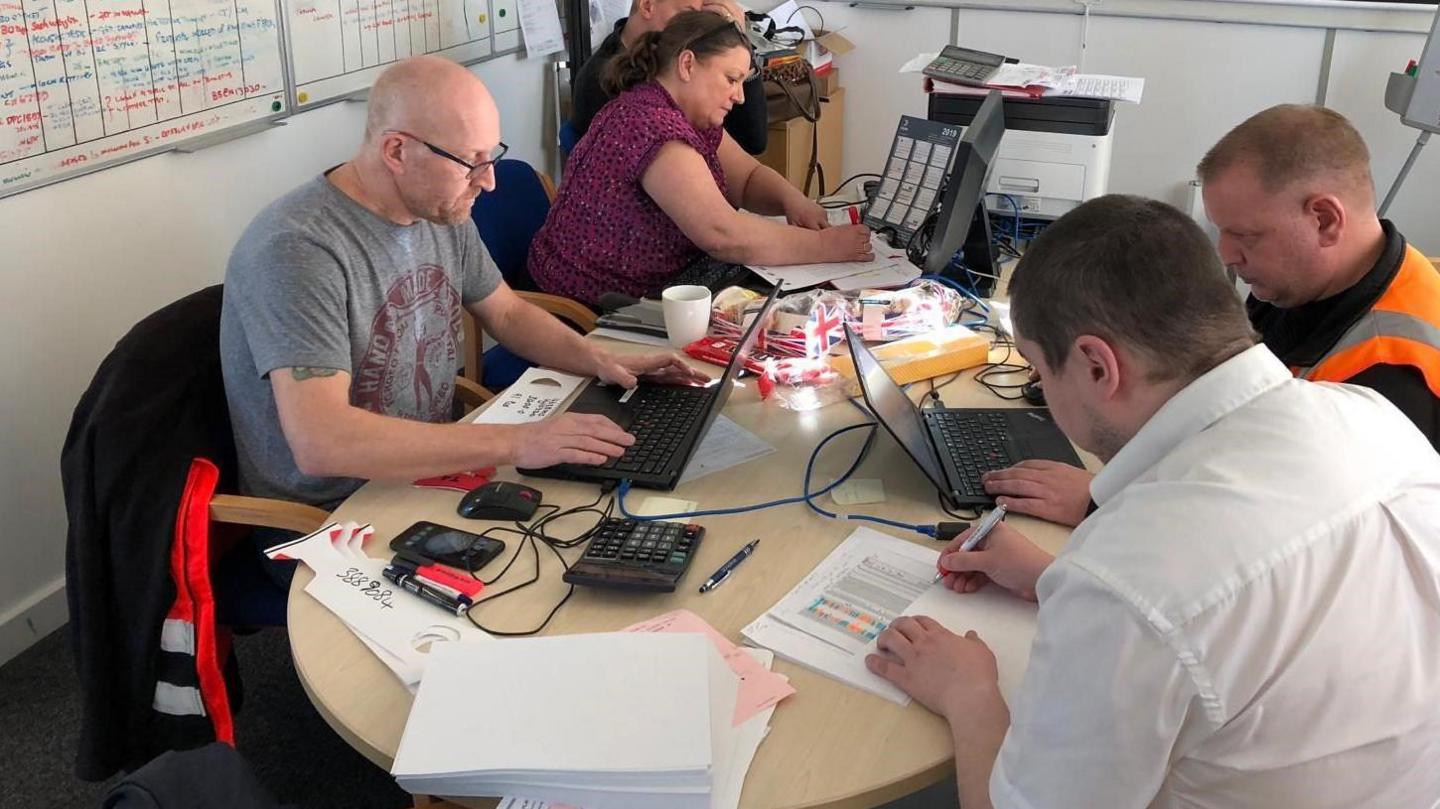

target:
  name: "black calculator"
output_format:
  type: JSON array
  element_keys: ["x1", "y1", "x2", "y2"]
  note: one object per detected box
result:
[
  {"x1": 923, "y1": 46, "x2": 1005, "y2": 86},
  {"x1": 564, "y1": 518, "x2": 705, "y2": 593}
]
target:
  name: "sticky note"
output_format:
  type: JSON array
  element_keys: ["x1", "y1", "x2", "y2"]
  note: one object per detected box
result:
[
  {"x1": 635, "y1": 496, "x2": 699, "y2": 517},
  {"x1": 831, "y1": 479, "x2": 885, "y2": 505}
]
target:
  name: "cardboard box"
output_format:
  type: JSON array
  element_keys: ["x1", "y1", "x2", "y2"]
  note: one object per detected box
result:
[
  {"x1": 815, "y1": 66, "x2": 841, "y2": 98},
  {"x1": 807, "y1": 29, "x2": 854, "y2": 76},
  {"x1": 759, "y1": 87, "x2": 844, "y2": 199},
  {"x1": 830, "y1": 326, "x2": 992, "y2": 388}
]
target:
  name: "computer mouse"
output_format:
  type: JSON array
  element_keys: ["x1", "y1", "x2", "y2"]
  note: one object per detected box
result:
[
  {"x1": 457, "y1": 481, "x2": 543, "y2": 521},
  {"x1": 1021, "y1": 379, "x2": 1046, "y2": 407}
]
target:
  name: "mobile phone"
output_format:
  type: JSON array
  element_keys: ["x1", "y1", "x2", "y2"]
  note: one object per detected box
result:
[{"x1": 388, "y1": 521, "x2": 506, "y2": 571}]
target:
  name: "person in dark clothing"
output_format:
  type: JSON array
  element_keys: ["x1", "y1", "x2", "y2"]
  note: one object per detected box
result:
[
  {"x1": 975, "y1": 105, "x2": 1440, "y2": 529},
  {"x1": 572, "y1": 0, "x2": 769, "y2": 155}
]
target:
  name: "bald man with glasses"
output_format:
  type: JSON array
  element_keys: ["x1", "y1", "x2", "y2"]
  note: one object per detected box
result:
[{"x1": 220, "y1": 57, "x2": 704, "y2": 535}]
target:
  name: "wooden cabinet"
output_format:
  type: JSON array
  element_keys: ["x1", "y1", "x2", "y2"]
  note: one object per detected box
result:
[{"x1": 758, "y1": 86, "x2": 845, "y2": 198}]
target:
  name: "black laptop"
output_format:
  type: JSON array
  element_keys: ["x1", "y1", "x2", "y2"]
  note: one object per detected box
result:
[
  {"x1": 845, "y1": 323, "x2": 1084, "y2": 508},
  {"x1": 521, "y1": 287, "x2": 780, "y2": 491}
]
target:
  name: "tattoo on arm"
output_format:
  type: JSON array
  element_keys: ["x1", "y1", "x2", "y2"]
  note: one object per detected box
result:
[{"x1": 290, "y1": 367, "x2": 340, "y2": 381}]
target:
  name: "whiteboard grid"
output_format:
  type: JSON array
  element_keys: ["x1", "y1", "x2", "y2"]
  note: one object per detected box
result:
[
  {"x1": 285, "y1": 0, "x2": 523, "y2": 110},
  {"x1": 0, "y1": 0, "x2": 550, "y2": 196},
  {"x1": 0, "y1": 0, "x2": 289, "y2": 196}
]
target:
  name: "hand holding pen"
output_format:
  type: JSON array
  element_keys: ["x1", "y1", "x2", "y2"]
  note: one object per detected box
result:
[
  {"x1": 932, "y1": 505, "x2": 1055, "y2": 603},
  {"x1": 933, "y1": 505, "x2": 1007, "y2": 584}
]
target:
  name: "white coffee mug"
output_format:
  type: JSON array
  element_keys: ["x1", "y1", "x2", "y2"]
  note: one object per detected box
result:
[{"x1": 661, "y1": 285, "x2": 713, "y2": 348}]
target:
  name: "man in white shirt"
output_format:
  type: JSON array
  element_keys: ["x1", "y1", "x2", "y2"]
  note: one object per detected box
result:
[{"x1": 866, "y1": 194, "x2": 1440, "y2": 808}]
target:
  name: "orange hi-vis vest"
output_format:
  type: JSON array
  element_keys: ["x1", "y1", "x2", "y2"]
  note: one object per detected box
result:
[{"x1": 1295, "y1": 246, "x2": 1440, "y2": 398}]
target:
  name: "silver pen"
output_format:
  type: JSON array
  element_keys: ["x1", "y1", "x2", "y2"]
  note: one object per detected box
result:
[{"x1": 933, "y1": 504, "x2": 1008, "y2": 584}]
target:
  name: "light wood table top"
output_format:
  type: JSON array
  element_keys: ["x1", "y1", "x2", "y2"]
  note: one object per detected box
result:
[{"x1": 288, "y1": 338, "x2": 1089, "y2": 809}]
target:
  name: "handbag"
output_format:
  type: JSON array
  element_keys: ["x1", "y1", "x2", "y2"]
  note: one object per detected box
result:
[{"x1": 762, "y1": 58, "x2": 820, "y2": 124}]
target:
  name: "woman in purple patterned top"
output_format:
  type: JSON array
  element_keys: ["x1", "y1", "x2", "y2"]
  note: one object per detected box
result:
[{"x1": 529, "y1": 10, "x2": 874, "y2": 307}]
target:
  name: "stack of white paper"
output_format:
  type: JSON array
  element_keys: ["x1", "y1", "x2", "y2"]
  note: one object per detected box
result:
[
  {"x1": 392, "y1": 633, "x2": 740, "y2": 809},
  {"x1": 499, "y1": 645, "x2": 785, "y2": 809}
]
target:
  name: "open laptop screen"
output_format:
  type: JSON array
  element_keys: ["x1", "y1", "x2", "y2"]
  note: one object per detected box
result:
[
  {"x1": 844, "y1": 323, "x2": 951, "y2": 496},
  {"x1": 711, "y1": 286, "x2": 780, "y2": 410}
]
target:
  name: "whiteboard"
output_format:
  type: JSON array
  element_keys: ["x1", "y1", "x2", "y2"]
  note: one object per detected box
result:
[
  {"x1": 285, "y1": 0, "x2": 522, "y2": 109},
  {"x1": 0, "y1": 0, "x2": 288, "y2": 197}
]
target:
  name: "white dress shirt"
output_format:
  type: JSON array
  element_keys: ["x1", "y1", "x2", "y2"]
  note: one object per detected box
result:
[{"x1": 991, "y1": 344, "x2": 1440, "y2": 809}]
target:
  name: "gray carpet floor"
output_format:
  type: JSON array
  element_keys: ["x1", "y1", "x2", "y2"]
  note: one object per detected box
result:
[
  {"x1": 0, "y1": 625, "x2": 957, "y2": 808},
  {"x1": 0, "y1": 626, "x2": 410, "y2": 809}
]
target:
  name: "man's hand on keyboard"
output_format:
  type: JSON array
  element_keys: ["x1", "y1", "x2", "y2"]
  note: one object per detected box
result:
[
  {"x1": 507, "y1": 413, "x2": 634, "y2": 468},
  {"x1": 593, "y1": 350, "x2": 712, "y2": 389},
  {"x1": 981, "y1": 460, "x2": 1095, "y2": 527}
]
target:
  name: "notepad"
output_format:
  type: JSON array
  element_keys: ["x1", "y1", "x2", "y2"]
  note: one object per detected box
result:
[{"x1": 392, "y1": 633, "x2": 740, "y2": 809}]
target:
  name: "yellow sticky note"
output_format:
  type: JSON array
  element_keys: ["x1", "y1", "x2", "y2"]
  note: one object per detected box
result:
[
  {"x1": 635, "y1": 496, "x2": 699, "y2": 517},
  {"x1": 831, "y1": 479, "x2": 885, "y2": 506}
]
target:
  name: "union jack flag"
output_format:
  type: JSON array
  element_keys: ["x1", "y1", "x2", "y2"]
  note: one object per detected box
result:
[{"x1": 805, "y1": 304, "x2": 845, "y2": 358}]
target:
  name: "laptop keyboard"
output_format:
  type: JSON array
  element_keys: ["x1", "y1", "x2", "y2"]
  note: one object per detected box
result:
[
  {"x1": 931, "y1": 411, "x2": 1017, "y2": 496},
  {"x1": 601, "y1": 386, "x2": 712, "y2": 477}
]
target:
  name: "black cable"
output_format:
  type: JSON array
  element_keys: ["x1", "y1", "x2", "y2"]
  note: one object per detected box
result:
[
  {"x1": 826, "y1": 172, "x2": 881, "y2": 199},
  {"x1": 784, "y1": 3, "x2": 825, "y2": 34},
  {"x1": 463, "y1": 491, "x2": 612, "y2": 637},
  {"x1": 975, "y1": 337, "x2": 1032, "y2": 401},
  {"x1": 937, "y1": 491, "x2": 981, "y2": 521}
]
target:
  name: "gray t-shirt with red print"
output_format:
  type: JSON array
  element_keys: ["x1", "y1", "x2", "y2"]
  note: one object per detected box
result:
[{"x1": 220, "y1": 171, "x2": 502, "y2": 507}]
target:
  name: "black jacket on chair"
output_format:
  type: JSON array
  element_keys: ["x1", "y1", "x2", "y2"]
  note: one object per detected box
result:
[{"x1": 63, "y1": 285, "x2": 244, "y2": 781}]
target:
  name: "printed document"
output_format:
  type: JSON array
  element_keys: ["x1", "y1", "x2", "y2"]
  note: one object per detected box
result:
[
  {"x1": 517, "y1": 0, "x2": 566, "y2": 56},
  {"x1": 750, "y1": 234, "x2": 911, "y2": 291},
  {"x1": 472, "y1": 368, "x2": 587, "y2": 425},
  {"x1": 679, "y1": 416, "x2": 775, "y2": 485},
  {"x1": 743, "y1": 527, "x2": 1039, "y2": 704}
]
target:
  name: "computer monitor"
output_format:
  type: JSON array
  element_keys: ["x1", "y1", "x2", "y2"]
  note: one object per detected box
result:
[{"x1": 924, "y1": 90, "x2": 1006, "y2": 295}]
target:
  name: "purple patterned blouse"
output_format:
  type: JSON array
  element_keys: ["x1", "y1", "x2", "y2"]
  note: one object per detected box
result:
[{"x1": 528, "y1": 82, "x2": 728, "y2": 306}]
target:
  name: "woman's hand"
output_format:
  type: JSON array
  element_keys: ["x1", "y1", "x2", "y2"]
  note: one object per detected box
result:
[
  {"x1": 817, "y1": 224, "x2": 874, "y2": 262},
  {"x1": 784, "y1": 197, "x2": 830, "y2": 230}
]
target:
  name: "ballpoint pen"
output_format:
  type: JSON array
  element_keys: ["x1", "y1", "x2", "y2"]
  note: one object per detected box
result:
[
  {"x1": 933, "y1": 504, "x2": 1008, "y2": 584},
  {"x1": 699, "y1": 539, "x2": 760, "y2": 593}
]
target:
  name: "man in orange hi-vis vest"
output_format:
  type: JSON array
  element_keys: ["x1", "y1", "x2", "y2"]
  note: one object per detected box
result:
[
  {"x1": 1199, "y1": 104, "x2": 1439, "y2": 452},
  {"x1": 977, "y1": 105, "x2": 1438, "y2": 531}
]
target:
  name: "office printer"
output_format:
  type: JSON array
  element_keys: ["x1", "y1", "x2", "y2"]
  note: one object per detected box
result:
[{"x1": 928, "y1": 91, "x2": 1115, "y2": 220}]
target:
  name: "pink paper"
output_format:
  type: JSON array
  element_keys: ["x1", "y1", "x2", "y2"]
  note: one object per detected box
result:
[{"x1": 623, "y1": 609, "x2": 796, "y2": 725}]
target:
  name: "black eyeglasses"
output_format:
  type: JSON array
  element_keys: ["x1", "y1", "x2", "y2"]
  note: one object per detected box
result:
[{"x1": 388, "y1": 130, "x2": 508, "y2": 180}]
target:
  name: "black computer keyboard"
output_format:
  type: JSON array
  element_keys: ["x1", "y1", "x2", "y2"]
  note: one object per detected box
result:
[
  {"x1": 667, "y1": 256, "x2": 756, "y2": 294},
  {"x1": 932, "y1": 411, "x2": 1017, "y2": 496},
  {"x1": 563, "y1": 518, "x2": 705, "y2": 592},
  {"x1": 600, "y1": 386, "x2": 711, "y2": 476}
]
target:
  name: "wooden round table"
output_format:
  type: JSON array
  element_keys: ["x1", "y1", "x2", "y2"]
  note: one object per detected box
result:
[{"x1": 288, "y1": 341, "x2": 1081, "y2": 808}]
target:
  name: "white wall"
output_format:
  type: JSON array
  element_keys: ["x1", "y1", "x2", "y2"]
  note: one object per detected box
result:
[
  {"x1": 804, "y1": 0, "x2": 1438, "y2": 252},
  {"x1": 0, "y1": 53, "x2": 552, "y2": 666}
]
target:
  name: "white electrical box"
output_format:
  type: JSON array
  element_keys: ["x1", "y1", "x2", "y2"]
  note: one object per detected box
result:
[{"x1": 1386, "y1": 8, "x2": 1440, "y2": 133}]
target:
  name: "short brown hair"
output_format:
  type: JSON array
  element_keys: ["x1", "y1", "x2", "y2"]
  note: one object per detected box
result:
[
  {"x1": 1196, "y1": 104, "x2": 1373, "y2": 194},
  {"x1": 604, "y1": 11, "x2": 752, "y2": 95},
  {"x1": 1009, "y1": 195, "x2": 1256, "y2": 382}
]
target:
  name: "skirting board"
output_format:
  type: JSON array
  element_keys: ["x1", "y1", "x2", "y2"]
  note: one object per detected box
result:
[{"x1": 0, "y1": 578, "x2": 68, "y2": 668}]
